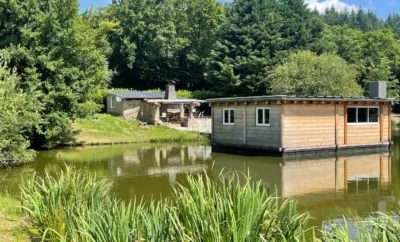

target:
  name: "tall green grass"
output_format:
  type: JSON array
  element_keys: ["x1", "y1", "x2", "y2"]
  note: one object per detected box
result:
[
  {"x1": 20, "y1": 167, "x2": 310, "y2": 241},
  {"x1": 316, "y1": 212, "x2": 400, "y2": 241}
]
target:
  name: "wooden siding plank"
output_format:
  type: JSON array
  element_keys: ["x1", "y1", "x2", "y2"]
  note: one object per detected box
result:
[
  {"x1": 243, "y1": 105, "x2": 247, "y2": 145},
  {"x1": 380, "y1": 104, "x2": 384, "y2": 142},
  {"x1": 335, "y1": 104, "x2": 338, "y2": 148},
  {"x1": 281, "y1": 104, "x2": 285, "y2": 149},
  {"x1": 344, "y1": 104, "x2": 348, "y2": 146},
  {"x1": 389, "y1": 103, "x2": 392, "y2": 141}
]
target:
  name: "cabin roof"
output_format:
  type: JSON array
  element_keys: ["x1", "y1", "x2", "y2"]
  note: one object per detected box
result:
[
  {"x1": 207, "y1": 95, "x2": 395, "y2": 103},
  {"x1": 108, "y1": 91, "x2": 183, "y2": 100}
]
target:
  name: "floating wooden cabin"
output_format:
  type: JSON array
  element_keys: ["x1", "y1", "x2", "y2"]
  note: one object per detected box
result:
[{"x1": 207, "y1": 82, "x2": 394, "y2": 156}]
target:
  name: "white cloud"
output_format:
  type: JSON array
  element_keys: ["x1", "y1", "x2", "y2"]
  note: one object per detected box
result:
[{"x1": 305, "y1": 0, "x2": 358, "y2": 13}]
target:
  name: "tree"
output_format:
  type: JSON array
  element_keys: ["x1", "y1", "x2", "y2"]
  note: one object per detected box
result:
[
  {"x1": 0, "y1": 59, "x2": 40, "y2": 167},
  {"x1": 385, "y1": 14, "x2": 400, "y2": 39},
  {"x1": 1, "y1": 0, "x2": 110, "y2": 148},
  {"x1": 174, "y1": 0, "x2": 225, "y2": 90},
  {"x1": 109, "y1": 0, "x2": 224, "y2": 90},
  {"x1": 206, "y1": 0, "x2": 323, "y2": 96},
  {"x1": 313, "y1": 26, "x2": 400, "y2": 98},
  {"x1": 270, "y1": 51, "x2": 363, "y2": 97},
  {"x1": 317, "y1": 6, "x2": 383, "y2": 32}
]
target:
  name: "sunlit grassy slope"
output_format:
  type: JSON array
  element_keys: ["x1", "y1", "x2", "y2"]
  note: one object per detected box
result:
[{"x1": 70, "y1": 114, "x2": 208, "y2": 145}]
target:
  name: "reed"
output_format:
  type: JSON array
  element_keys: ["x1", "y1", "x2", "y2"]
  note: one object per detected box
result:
[
  {"x1": 20, "y1": 167, "x2": 310, "y2": 241},
  {"x1": 317, "y1": 212, "x2": 400, "y2": 241}
]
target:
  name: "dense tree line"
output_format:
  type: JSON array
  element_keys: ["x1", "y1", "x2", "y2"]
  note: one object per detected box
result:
[{"x1": 2, "y1": 0, "x2": 400, "y2": 162}]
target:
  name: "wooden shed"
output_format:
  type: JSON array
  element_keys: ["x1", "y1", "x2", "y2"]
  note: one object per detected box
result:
[{"x1": 207, "y1": 83, "x2": 394, "y2": 156}]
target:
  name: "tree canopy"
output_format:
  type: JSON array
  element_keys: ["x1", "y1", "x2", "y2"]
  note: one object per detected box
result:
[
  {"x1": 206, "y1": 0, "x2": 323, "y2": 96},
  {"x1": 270, "y1": 51, "x2": 363, "y2": 97},
  {"x1": 0, "y1": 0, "x2": 110, "y2": 148},
  {"x1": 0, "y1": 59, "x2": 40, "y2": 167}
]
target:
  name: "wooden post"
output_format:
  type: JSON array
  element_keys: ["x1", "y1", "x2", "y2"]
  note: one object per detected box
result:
[
  {"x1": 180, "y1": 104, "x2": 184, "y2": 119},
  {"x1": 380, "y1": 104, "x2": 384, "y2": 142},
  {"x1": 335, "y1": 104, "x2": 338, "y2": 149},
  {"x1": 189, "y1": 103, "x2": 194, "y2": 119},
  {"x1": 344, "y1": 104, "x2": 348, "y2": 146},
  {"x1": 281, "y1": 104, "x2": 285, "y2": 149},
  {"x1": 211, "y1": 104, "x2": 214, "y2": 142},
  {"x1": 389, "y1": 103, "x2": 392, "y2": 142},
  {"x1": 243, "y1": 104, "x2": 247, "y2": 145}
]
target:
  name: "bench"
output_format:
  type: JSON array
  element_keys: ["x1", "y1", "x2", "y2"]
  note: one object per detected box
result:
[{"x1": 139, "y1": 121, "x2": 147, "y2": 127}]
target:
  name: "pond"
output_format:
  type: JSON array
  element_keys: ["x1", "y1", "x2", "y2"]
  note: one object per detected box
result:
[{"x1": 1, "y1": 132, "x2": 400, "y2": 230}]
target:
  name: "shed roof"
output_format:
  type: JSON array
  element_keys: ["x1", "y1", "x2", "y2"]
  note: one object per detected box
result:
[
  {"x1": 109, "y1": 91, "x2": 183, "y2": 100},
  {"x1": 207, "y1": 95, "x2": 395, "y2": 103}
]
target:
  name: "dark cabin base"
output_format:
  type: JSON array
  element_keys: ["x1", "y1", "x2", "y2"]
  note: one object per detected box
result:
[{"x1": 211, "y1": 143, "x2": 391, "y2": 157}]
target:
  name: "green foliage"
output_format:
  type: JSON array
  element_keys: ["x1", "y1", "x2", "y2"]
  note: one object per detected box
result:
[
  {"x1": 21, "y1": 166, "x2": 310, "y2": 241},
  {"x1": 318, "y1": 7, "x2": 384, "y2": 32},
  {"x1": 0, "y1": 59, "x2": 40, "y2": 167},
  {"x1": 270, "y1": 51, "x2": 363, "y2": 97},
  {"x1": 316, "y1": 212, "x2": 400, "y2": 241},
  {"x1": 0, "y1": 0, "x2": 110, "y2": 149},
  {"x1": 207, "y1": 0, "x2": 323, "y2": 96},
  {"x1": 314, "y1": 26, "x2": 400, "y2": 98},
  {"x1": 109, "y1": 0, "x2": 224, "y2": 90}
]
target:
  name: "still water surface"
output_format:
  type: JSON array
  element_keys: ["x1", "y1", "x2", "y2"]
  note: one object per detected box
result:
[{"x1": 1, "y1": 132, "x2": 400, "y2": 229}]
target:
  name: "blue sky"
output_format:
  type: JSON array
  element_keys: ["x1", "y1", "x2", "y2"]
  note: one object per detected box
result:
[{"x1": 79, "y1": 0, "x2": 398, "y2": 19}]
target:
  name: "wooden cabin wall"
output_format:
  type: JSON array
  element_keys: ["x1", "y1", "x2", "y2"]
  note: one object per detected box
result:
[
  {"x1": 212, "y1": 104, "x2": 281, "y2": 148},
  {"x1": 283, "y1": 103, "x2": 391, "y2": 151},
  {"x1": 344, "y1": 103, "x2": 390, "y2": 146},
  {"x1": 283, "y1": 104, "x2": 336, "y2": 150},
  {"x1": 245, "y1": 104, "x2": 281, "y2": 149},
  {"x1": 213, "y1": 105, "x2": 246, "y2": 146},
  {"x1": 212, "y1": 101, "x2": 391, "y2": 152}
]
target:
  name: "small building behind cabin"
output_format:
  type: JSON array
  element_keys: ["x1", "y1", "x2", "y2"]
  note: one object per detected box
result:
[
  {"x1": 106, "y1": 85, "x2": 210, "y2": 132},
  {"x1": 207, "y1": 81, "x2": 394, "y2": 156}
]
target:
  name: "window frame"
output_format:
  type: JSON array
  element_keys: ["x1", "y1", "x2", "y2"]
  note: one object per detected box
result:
[
  {"x1": 347, "y1": 106, "x2": 380, "y2": 125},
  {"x1": 110, "y1": 96, "x2": 115, "y2": 109},
  {"x1": 223, "y1": 108, "x2": 235, "y2": 126},
  {"x1": 256, "y1": 107, "x2": 271, "y2": 127}
]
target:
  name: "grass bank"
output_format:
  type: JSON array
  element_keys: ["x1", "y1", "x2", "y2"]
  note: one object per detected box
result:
[
  {"x1": 68, "y1": 114, "x2": 209, "y2": 146},
  {"x1": 0, "y1": 194, "x2": 29, "y2": 241}
]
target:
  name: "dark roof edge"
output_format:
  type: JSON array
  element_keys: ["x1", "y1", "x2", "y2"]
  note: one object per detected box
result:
[{"x1": 206, "y1": 95, "x2": 395, "y2": 103}]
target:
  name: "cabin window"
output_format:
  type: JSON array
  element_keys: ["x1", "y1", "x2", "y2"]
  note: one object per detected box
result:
[
  {"x1": 223, "y1": 108, "x2": 235, "y2": 125},
  {"x1": 347, "y1": 107, "x2": 379, "y2": 124},
  {"x1": 256, "y1": 107, "x2": 270, "y2": 126},
  {"x1": 110, "y1": 96, "x2": 115, "y2": 109}
]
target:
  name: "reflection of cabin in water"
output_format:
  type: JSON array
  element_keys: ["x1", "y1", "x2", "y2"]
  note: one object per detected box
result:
[
  {"x1": 212, "y1": 152, "x2": 394, "y2": 228},
  {"x1": 106, "y1": 85, "x2": 207, "y2": 130},
  {"x1": 207, "y1": 81, "x2": 394, "y2": 156}
]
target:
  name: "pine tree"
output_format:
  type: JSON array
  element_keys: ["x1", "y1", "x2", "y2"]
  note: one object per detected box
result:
[{"x1": 207, "y1": 0, "x2": 323, "y2": 96}]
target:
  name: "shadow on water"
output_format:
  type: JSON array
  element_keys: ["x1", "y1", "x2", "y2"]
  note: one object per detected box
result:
[{"x1": 1, "y1": 134, "x2": 400, "y2": 231}]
